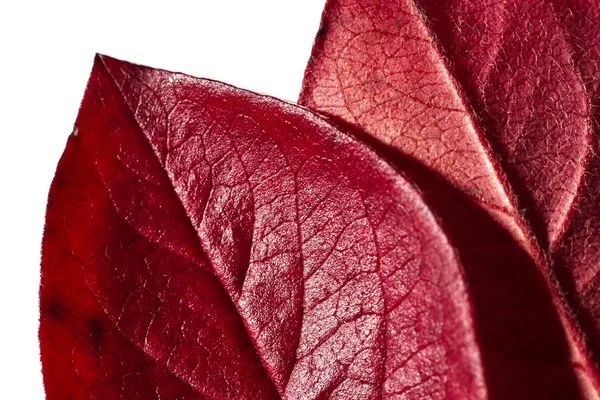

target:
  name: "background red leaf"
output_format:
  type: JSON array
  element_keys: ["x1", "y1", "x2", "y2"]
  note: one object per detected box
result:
[
  {"x1": 40, "y1": 55, "x2": 488, "y2": 399},
  {"x1": 414, "y1": 3, "x2": 600, "y2": 361},
  {"x1": 416, "y1": 0, "x2": 591, "y2": 250},
  {"x1": 299, "y1": 0, "x2": 600, "y2": 397}
]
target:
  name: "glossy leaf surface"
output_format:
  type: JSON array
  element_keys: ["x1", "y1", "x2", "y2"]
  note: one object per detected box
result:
[{"x1": 40, "y1": 55, "x2": 487, "y2": 399}]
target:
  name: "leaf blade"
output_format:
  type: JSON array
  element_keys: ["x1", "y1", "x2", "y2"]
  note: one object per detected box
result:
[{"x1": 41, "y1": 55, "x2": 488, "y2": 399}]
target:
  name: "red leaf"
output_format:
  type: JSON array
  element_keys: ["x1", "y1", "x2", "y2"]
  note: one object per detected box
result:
[
  {"x1": 300, "y1": 0, "x2": 600, "y2": 397},
  {"x1": 549, "y1": 0, "x2": 600, "y2": 376},
  {"x1": 412, "y1": 1, "x2": 600, "y2": 396},
  {"x1": 418, "y1": 0, "x2": 600, "y2": 390},
  {"x1": 415, "y1": 0, "x2": 591, "y2": 250},
  {"x1": 416, "y1": 0, "x2": 600, "y2": 394},
  {"x1": 415, "y1": 1, "x2": 600, "y2": 386},
  {"x1": 40, "y1": 55, "x2": 488, "y2": 399}
]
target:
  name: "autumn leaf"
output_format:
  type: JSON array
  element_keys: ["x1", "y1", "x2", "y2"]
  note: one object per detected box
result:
[
  {"x1": 40, "y1": 55, "x2": 488, "y2": 399},
  {"x1": 300, "y1": 0, "x2": 600, "y2": 398},
  {"x1": 414, "y1": 0, "x2": 600, "y2": 382}
]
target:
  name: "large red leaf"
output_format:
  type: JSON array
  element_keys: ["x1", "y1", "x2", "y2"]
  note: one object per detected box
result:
[
  {"x1": 299, "y1": 0, "x2": 600, "y2": 398},
  {"x1": 40, "y1": 55, "x2": 488, "y2": 399},
  {"x1": 413, "y1": 0, "x2": 600, "y2": 386},
  {"x1": 409, "y1": 1, "x2": 600, "y2": 396}
]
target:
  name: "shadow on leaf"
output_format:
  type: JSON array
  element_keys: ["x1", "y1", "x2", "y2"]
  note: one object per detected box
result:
[{"x1": 322, "y1": 112, "x2": 582, "y2": 399}]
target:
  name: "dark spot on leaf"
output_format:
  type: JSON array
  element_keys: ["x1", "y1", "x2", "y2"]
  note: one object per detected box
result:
[
  {"x1": 43, "y1": 295, "x2": 66, "y2": 322},
  {"x1": 87, "y1": 318, "x2": 105, "y2": 352},
  {"x1": 316, "y1": 21, "x2": 329, "y2": 38}
]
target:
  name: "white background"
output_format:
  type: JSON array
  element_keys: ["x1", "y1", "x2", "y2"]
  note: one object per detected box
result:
[{"x1": 0, "y1": 1, "x2": 325, "y2": 397}]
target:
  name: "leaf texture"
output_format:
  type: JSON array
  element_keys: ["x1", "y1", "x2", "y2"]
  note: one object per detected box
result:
[
  {"x1": 416, "y1": 0, "x2": 591, "y2": 250},
  {"x1": 40, "y1": 55, "x2": 488, "y2": 399},
  {"x1": 299, "y1": 0, "x2": 525, "y2": 245},
  {"x1": 410, "y1": 0, "x2": 600, "y2": 392},
  {"x1": 299, "y1": 0, "x2": 600, "y2": 397}
]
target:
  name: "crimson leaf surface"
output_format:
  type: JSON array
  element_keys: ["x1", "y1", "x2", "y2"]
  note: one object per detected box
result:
[{"x1": 40, "y1": 55, "x2": 487, "y2": 399}]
